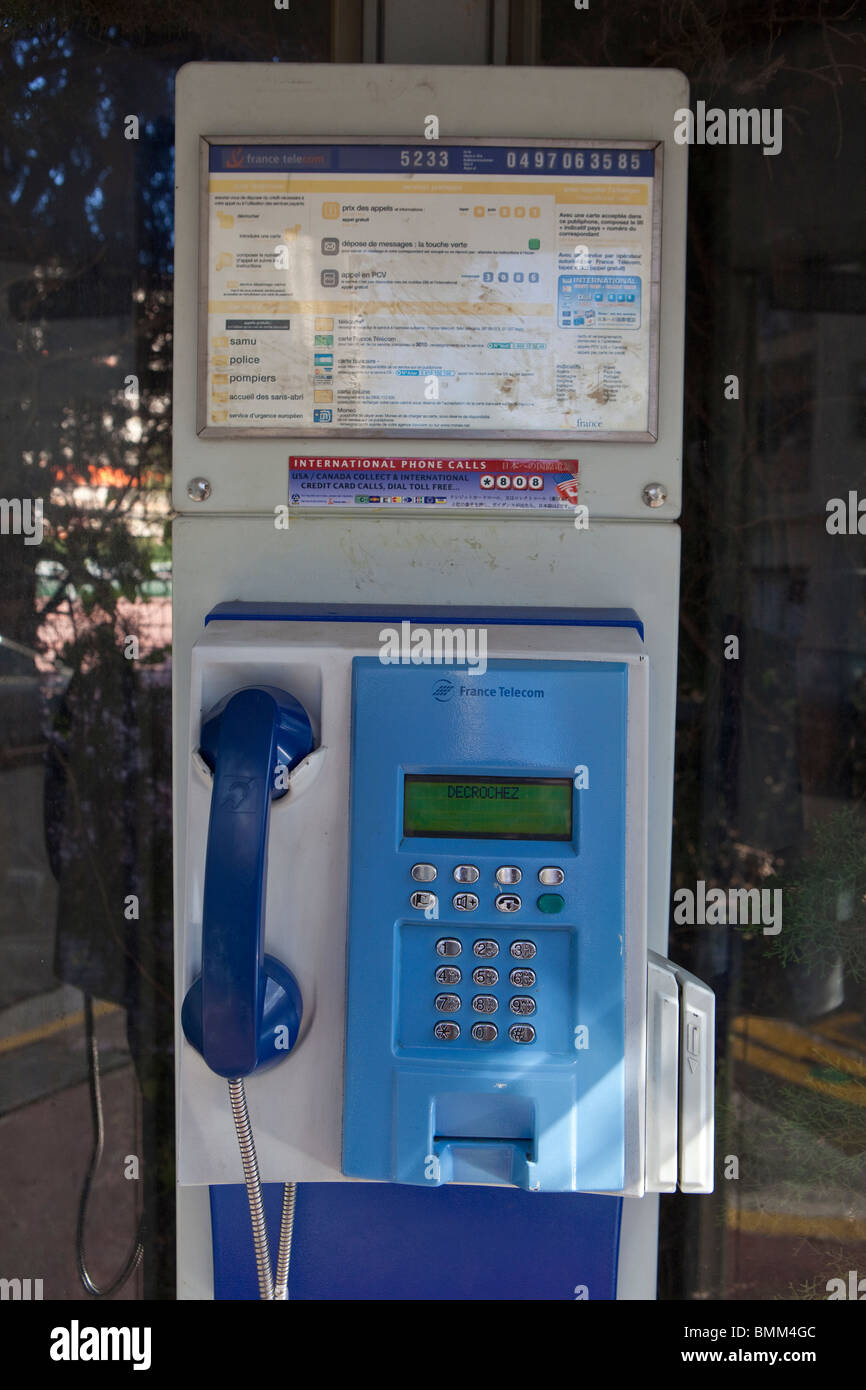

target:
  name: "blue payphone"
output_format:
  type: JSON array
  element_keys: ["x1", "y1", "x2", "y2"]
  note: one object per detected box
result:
[
  {"x1": 344, "y1": 651, "x2": 638, "y2": 1193},
  {"x1": 172, "y1": 62, "x2": 713, "y2": 1301}
]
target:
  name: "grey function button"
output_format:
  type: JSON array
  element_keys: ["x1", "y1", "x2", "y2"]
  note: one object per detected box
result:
[
  {"x1": 411, "y1": 863, "x2": 437, "y2": 882},
  {"x1": 435, "y1": 938, "x2": 462, "y2": 957},
  {"x1": 435, "y1": 993, "x2": 461, "y2": 1013},
  {"x1": 411, "y1": 891, "x2": 437, "y2": 912},
  {"x1": 495, "y1": 894, "x2": 521, "y2": 913},
  {"x1": 472, "y1": 967, "x2": 499, "y2": 987},
  {"x1": 453, "y1": 864, "x2": 480, "y2": 884},
  {"x1": 472, "y1": 995, "x2": 498, "y2": 1015},
  {"x1": 495, "y1": 866, "x2": 522, "y2": 885},
  {"x1": 435, "y1": 966, "x2": 461, "y2": 986},
  {"x1": 473, "y1": 939, "x2": 499, "y2": 959},
  {"x1": 434, "y1": 1021, "x2": 460, "y2": 1041},
  {"x1": 538, "y1": 866, "x2": 565, "y2": 886},
  {"x1": 510, "y1": 996, "x2": 536, "y2": 1016},
  {"x1": 453, "y1": 892, "x2": 479, "y2": 913},
  {"x1": 509, "y1": 968, "x2": 536, "y2": 988},
  {"x1": 509, "y1": 1023, "x2": 536, "y2": 1044},
  {"x1": 471, "y1": 1023, "x2": 498, "y2": 1043},
  {"x1": 509, "y1": 940, "x2": 537, "y2": 960}
]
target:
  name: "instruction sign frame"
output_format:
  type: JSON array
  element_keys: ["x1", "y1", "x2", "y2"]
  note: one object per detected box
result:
[{"x1": 197, "y1": 135, "x2": 663, "y2": 444}]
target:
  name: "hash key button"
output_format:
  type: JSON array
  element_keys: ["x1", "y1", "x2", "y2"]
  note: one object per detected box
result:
[{"x1": 509, "y1": 1024, "x2": 536, "y2": 1044}]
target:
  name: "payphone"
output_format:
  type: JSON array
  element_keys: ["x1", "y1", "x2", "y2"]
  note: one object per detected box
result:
[{"x1": 173, "y1": 62, "x2": 713, "y2": 1300}]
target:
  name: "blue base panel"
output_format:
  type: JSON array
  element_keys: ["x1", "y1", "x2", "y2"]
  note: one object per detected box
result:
[{"x1": 210, "y1": 1182, "x2": 622, "y2": 1301}]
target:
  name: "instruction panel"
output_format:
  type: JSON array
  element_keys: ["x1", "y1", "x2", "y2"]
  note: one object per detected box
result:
[{"x1": 201, "y1": 140, "x2": 659, "y2": 439}]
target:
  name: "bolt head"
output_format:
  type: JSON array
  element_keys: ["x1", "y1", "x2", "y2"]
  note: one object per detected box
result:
[
  {"x1": 642, "y1": 482, "x2": 667, "y2": 509},
  {"x1": 187, "y1": 477, "x2": 211, "y2": 503}
]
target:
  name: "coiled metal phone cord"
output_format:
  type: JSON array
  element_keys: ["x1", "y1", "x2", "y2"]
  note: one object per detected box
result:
[
  {"x1": 228, "y1": 1078, "x2": 297, "y2": 1300},
  {"x1": 273, "y1": 1181, "x2": 297, "y2": 1300},
  {"x1": 76, "y1": 994, "x2": 145, "y2": 1297}
]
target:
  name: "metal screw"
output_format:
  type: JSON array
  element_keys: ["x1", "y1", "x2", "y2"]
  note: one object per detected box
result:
[
  {"x1": 642, "y1": 482, "x2": 667, "y2": 509},
  {"x1": 187, "y1": 477, "x2": 212, "y2": 502}
]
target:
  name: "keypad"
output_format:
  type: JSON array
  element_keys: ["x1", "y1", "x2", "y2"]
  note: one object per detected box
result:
[
  {"x1": 428, "y1": 929, "x2": 543, "y2": 1046},
  {"x1": 406, "y1": 859, "x2": 568, "y2": 1050}
]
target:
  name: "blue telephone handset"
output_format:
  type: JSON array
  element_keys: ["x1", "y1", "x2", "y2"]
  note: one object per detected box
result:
[{"x1": 181, "y1": 686, "x2": 314, "y2": 1078}]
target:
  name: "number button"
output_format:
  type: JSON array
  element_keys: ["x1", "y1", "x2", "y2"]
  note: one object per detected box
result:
[
  {"x1": 472, "y1": 967, "x2": 499, "y2": 987},
  {"x1": 509, "y1": 968, "x2": 536, "y2": 988},
  {"x1": 472, "y1": 995, "x2": 498, "y2": 1015},
  {"x1": 435, "y1": 939, "x2": 462, "y2": 957},
  {"x1": 434, "y1": 1022, "x2": 460, "y2": 1041},
  {"x1": 509, "y1": 996, "x2": 536, "y2": 1016},
  {"x1": 435, "y1": 993, "x2": 461, "y2": 1013},
  {"x1": 473, "y1": 939, "x2": 499, "y2": 958},
  {"x1": 435, "y1": 966, "x2": 461, "y2": 986},
  {"x1": 471, "y1": 1023, "x2": 498, "y2": 1043},
  {"x1": 510, "y1": 940, "x2": 536, "y2": 960}
]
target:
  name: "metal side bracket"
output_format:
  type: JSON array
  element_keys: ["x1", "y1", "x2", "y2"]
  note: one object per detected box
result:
[{"x1": 646, "y1": 951, "x2": 715, "y2": 1195}]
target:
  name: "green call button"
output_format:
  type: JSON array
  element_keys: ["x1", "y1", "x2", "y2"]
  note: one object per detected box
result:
[{"x1": 537, "y1": 893, "x2": 564, "y2": 914}]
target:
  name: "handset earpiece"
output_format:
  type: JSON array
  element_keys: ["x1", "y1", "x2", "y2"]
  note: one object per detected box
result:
[{"x1": 182, "y1": 685, "x2": 314, "y2": 1079}]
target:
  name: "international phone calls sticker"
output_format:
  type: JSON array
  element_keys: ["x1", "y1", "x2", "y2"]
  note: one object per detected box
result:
[{"x1": 288, "y1": 457, "x2": 579, "y2": 510}]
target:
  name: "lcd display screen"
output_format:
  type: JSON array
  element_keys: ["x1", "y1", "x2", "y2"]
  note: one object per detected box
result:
[{"x1": 403, "y1": 774, "x2": 573, "y2": 840}]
